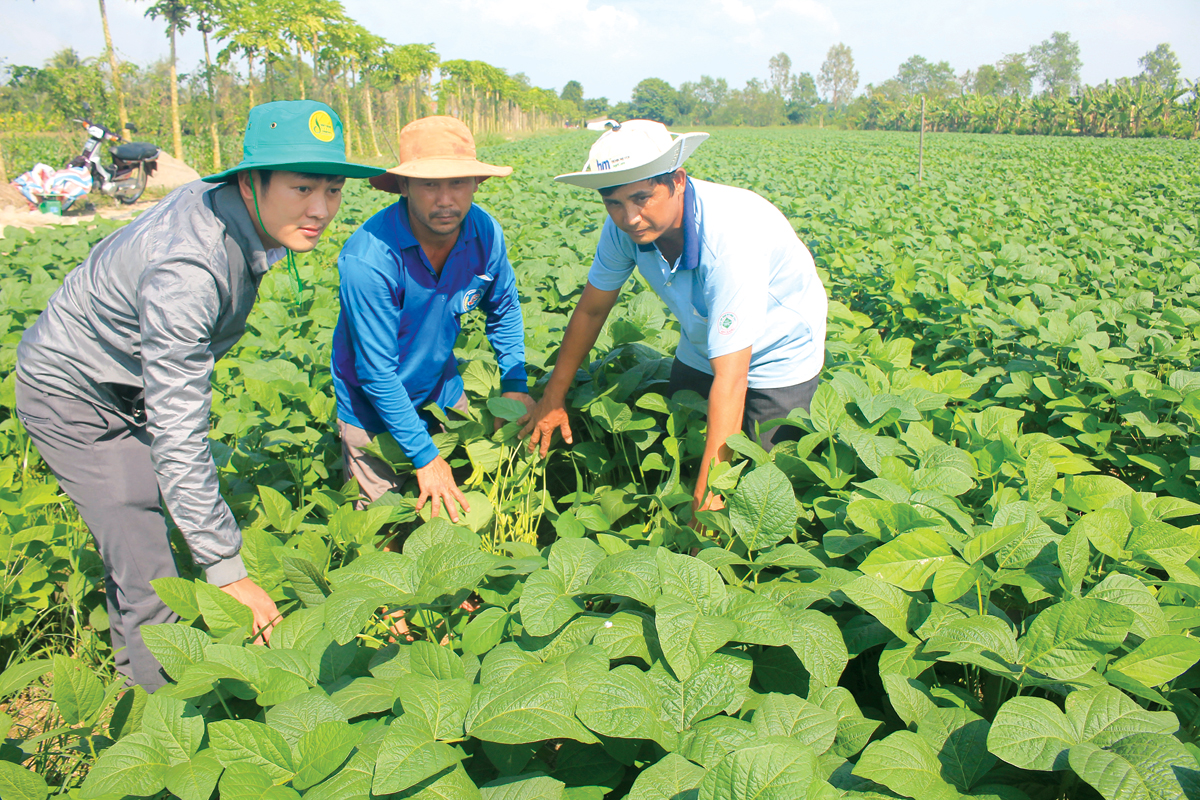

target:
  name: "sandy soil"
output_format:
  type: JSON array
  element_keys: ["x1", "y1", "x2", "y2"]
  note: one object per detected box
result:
[{"x1": 147, "y1": 152, "x2": 200, "y2": 190}]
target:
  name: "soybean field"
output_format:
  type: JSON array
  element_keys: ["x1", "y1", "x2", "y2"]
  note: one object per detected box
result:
[{"x1": 1, "y1": 128, "x2": 1200, "y2": 799}]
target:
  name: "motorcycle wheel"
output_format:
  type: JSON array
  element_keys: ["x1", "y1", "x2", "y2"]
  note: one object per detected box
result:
[{"x1": 116, "y1": 163, "x2": 149, "y2": 205}]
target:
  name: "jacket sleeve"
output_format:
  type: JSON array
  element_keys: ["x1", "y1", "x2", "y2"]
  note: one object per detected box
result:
[
  {"x1": 138, "y1": 262, "x2": 247, "y2": 585},
  {"x1": 338, "y1": 252, "x2": 440, "y2": 468},
  {"x1": 477, "y1": 224, "x2": 528, "y2": 394}
]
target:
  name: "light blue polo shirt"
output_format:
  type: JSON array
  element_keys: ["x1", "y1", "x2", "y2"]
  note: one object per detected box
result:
[{"x1": 588, "y1": 178, "x2": 827, "y2": 389}]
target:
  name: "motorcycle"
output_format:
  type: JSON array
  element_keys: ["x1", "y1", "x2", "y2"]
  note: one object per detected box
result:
[{"x1": 69, "y1": 103, "x2": 160, "y2": 205}]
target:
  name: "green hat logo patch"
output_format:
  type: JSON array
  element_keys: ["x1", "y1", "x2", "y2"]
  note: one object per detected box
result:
[{"x1": 309, "y1": 110, "x2": 335, "y2": 142}]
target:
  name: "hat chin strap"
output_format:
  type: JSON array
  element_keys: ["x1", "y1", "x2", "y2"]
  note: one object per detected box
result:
[{"x1": 249, "y1": 174, "x2": 304, "y2": 307}]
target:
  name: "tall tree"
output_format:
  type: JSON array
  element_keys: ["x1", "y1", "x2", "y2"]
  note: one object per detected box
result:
[
  {"x1": 143, "y1": 0, "x2": 190, "y2": 160},
  {"x1": 193, "y1": 0, "x2": 225, "y2": 172},
  {"x1": 1137, "y1": 43, "x2": 1180, "y2": 90},
  {"x1": 1029, "y1": 31, "x2": 1081, "y2": 95},
  {"x1": 818, "y1": 43, "x2": 858, "y2": 108},
  {"x1": 996, "y1": 53, "x2": 1035, "y2": 98},
  {"x1": 895, "y1": 55, "x2": 957, "y2": 98},
  {"x1": 768, "y1": 52, "x2": 792, "y2": 96},
  {"x1": 561, "y1": 80, "x2": 584, "y2": 109},
  {"x1": 631, "y1": 78, "x2": 679, "y2": 124},
  {"x1": 218, "y1": 0, "x2": 289, "y2": 105},
  {"x1": 973, "y1": 64, "x2": 1001, "y2": 95},
  {"x1": 97, "y1": 0, "x2": 130, "y2": 139}
]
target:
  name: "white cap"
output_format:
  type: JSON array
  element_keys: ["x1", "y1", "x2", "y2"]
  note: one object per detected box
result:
[{"x1": 554, "y1": 119, "x2": 709, "y2": 190}]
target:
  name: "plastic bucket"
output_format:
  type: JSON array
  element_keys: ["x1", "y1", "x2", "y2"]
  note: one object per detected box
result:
[{"x1": 38, "y1": 197, "x2": 62, "y2": 216}]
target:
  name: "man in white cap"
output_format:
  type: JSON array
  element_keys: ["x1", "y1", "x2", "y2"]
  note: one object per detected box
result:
[
  {"x1": 332, "y1": 116, "x2": 533, "y2": 524},
  {"x1": 520, "y1": 120, "x2": 827, "y2": 519}
]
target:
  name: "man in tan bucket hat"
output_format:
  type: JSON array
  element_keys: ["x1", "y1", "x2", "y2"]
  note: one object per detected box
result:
[{"x1": 331, "y1": 116, "x2": 533, "y2": 524}]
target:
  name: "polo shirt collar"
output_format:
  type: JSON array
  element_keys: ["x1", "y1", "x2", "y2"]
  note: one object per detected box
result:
[{"x1": 637, "y1": 177, "x2": 699, "y2": 273}]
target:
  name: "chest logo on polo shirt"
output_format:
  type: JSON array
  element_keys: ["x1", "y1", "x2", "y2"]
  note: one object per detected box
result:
[
  {"x1": 718, "y1": 312, "x2": 739, "y2": 335},
  {"x1": 463, "y1": 288, "x2": 482, "y2": 313}
]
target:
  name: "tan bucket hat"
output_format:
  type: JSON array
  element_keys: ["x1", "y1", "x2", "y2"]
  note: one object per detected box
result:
[{"x1": 370, "y1": 116, "x2": 512, "y2": 193}]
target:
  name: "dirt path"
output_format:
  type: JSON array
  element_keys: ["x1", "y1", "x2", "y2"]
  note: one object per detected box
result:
[{"x1": 1, "y1": 152, "x2": 199, "y2": 239}]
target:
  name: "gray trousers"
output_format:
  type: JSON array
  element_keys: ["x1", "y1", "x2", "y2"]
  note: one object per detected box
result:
[
  {"x1": 667, "y1": 359, "x2": 820, "y2": 451},
  {"x1": 15, "y1": 377, "x2": 177, "y2": 692}
]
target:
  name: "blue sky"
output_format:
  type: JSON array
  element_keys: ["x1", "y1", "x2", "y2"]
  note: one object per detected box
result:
[{"x1": 5, "y1": 0, "x2": 1197, "y2": 102}]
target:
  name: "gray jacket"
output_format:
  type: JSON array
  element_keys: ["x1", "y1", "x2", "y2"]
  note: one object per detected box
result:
[{"x1": 17, "y1": 180, "x2": 274, "y2": 585}]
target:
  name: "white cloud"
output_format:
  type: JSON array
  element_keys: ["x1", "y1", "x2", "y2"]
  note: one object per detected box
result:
[
  {"x1": 716, "y1": 0, "x2": 759, "y2": 26},
  {"x1": 770, "y1": 0, "x2": 838, "y2": 31},
  {"x1": 462, "y1": 0, "x2": 639, "y2": 40}
]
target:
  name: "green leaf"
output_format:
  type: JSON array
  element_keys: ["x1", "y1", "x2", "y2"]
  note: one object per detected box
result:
[
  {"x1": 751, "y1": 693, "x2": 838, "y2": 754},
  {"x1": 783, "y1": 609, "x2": 849, "y2": 686},
  {"x1": 652, "y1": 650, "x2": 753, "y2": 739},
  {"x1": 1062, "y1": 475, "x2": 1134, "y2": 513},
  {"x1": 1017, "y1": 599, "x2": 1134, "y2": 680},
  {"x1": 461, "y1": 607, "x2": 511, "y2": 656},
  {"x1": 1069, "y1": 733, "x2": 1200, "y2": 800},
  {"x1": 625, "y1": 752, "x2": 705, "y2": 800},
  {"x1": 808, "y1": 384, "x2": 847, "y2": 434},
  {"x1": 481, "y1": 773, "x2": 567, "y2": 800},
  {"x1": 141, "y1": 693, "x2": 205, "y2": 765},
  {"x1": 986, "y1": 697, "x2": 1078, "y2": 771},
  {"x1": 1109, "y1": 634, "x2": 1200, "y2": 686},
  {"x1": 0, "y1": 762, "x2": 49, "y2": 800},
  {"x1": 592, "y1": 610, "x2": 656, "y2": 664},
  {"x1": 79, "y1": 731, "x2": 170, "y2": 799},
  {"x1": 576, "y1": 664, "x2": 662, "y2": 742},
  {"x1": 302, "y1": 741, "x2": 377, "y2": 800},
  {"x1": 810, "y1": 685, "x2": 880, "y2": 759},
  {"x1": 584, "y1": 548, "x2": 661, "y2": 606},
  {"x1": 488, "y1": 396, "x2": 529, "y2": 421},
  {"x1": 372, "y1": 721, "x2": 466, "y2": 795},
  {"x1": 151, "y1": 577, "x2": 201, "y2": 620},
  {"x1": 164, "y1": 753, "x2": 223, "y2": 800},
  {"x1": 266, "y1": 691, "x2": 348, "y2": 745},
  {"x1": 520, "y1": 569, "x2": 586, "y2": 637},
  {"x1": 0, "y1": 660, "x2": 52, "y2": 699},
  {"x1": 330, "y1": 550, "x2": 418, "y2": 600},
  {"x1": 840, "y1": 575, "x2": 922, "y2": 643},
  {"x1": 698, "y1": 738, "x2": 819, "y2": 800},
  {"x1": 194, "y1": 580, "x2": 253, "y2": 638},
  {"x1": 656, "y1": 594, "x2": 738, "y2": 681},
  {"x1": 52, "y1": 654, "x2": 105, "y2": 726},
  {"x1": 207, "y1": 719, "x2": 295, "y2": 782},
  {"x1": 1057, "y1": 527, "x2": 1090, "y2": 596},
  {"x1": 466, "y1": 661, "x2": 598, "y2": 745},
  {"x1": 1066, "y1": 686, "x2": 1178, "y2": 747},
  {"x1": 917, "y1": 707, "x2": 995, "y2": 792},
  {"x1": 282, "y1": 556, "x2": 331, "y2": 606},
  {"x1": 1071, "y1": 509, "x2": 1131, "y2": 560},
  {"x1": 728, "y1": 463, "x2": 799, "y2": 551},
  {"x1": 1086, "y1": 574, "x2": 1168, "y2": 640},
  {"x1": 656, "y1": 548, "x2": 727, "y2": 616},
  {"x1": 859, "y1": 529, "x2": 957, "y2": 591},
  {"x1": 396, "y1": 674, "x2": 473, "y2": 740},
  {"x1": 854, "y1": 730, "x2": 962, "y2": 800},
  {"x1": 881, "y1": 672, "x2": 938, "y2": 727},
  {"x1": 294, "y1": 720, "x2": 359, "y2": 790},
  {"x1": 217, "y1": 762, "x2": 273, "y2": 800}
]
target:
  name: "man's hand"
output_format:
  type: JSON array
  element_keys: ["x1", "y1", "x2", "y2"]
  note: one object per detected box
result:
[
  {"x1": 219, "y1": 577, "x2": 280, "y2": 645},
  {"x1": 414, "y1": 454, "x2": 470, "y2": 523},
  {"x1": 497, "y1": 392, "x2": 536, "y2": 433},
  {"x1": 519, "y1": 393, "x2": 574, "y2": 458}
]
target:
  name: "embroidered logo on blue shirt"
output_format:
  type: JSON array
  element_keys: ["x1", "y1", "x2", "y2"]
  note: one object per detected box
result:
[
  {"x1": 718, "y1": 312, "x2": 739, "y2": 335},
  {"x1": 463, "y1": 288, "x2": 482, "y2": 313}
]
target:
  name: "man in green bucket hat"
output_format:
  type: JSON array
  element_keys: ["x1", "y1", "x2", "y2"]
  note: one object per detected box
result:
[{"x1": 15, "y1": 101, "x2": 382, "y2": 692}]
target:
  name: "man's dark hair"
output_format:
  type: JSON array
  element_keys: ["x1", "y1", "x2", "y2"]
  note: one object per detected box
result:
[
  {"x1": 598, "y1": 170, "x2": 680, "y2": 198},
  {"x1": 231, "y1": 169, "x2": 334, "y2": 188}
]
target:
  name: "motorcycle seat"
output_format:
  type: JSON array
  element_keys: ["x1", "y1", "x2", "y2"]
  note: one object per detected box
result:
[{"x1": 111, "y1": 142, "x2": 159, "y2": 161}]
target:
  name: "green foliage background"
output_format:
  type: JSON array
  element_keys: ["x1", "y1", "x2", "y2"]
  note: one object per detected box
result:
[{"x1": 0, "y1": 128, "x2": 1199, "y2": 799}]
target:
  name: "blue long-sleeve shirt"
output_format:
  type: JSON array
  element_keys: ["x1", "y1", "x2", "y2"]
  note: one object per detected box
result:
[{"x1": 331, "y1": 198, "x2": 527, "y2": 468}]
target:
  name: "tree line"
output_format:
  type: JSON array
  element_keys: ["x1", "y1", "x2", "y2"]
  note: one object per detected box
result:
[
  {"x1": 0, "y1": 0, "x2": 581, "y2": 175},
  {"x1": 565, "y1": 34, "x2": 1197, "y2": 139}
]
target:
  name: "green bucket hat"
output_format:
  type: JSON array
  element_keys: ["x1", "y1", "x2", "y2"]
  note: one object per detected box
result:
[{"x1": 203, "y1": 100, "x2": 383, "y2": 182}]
